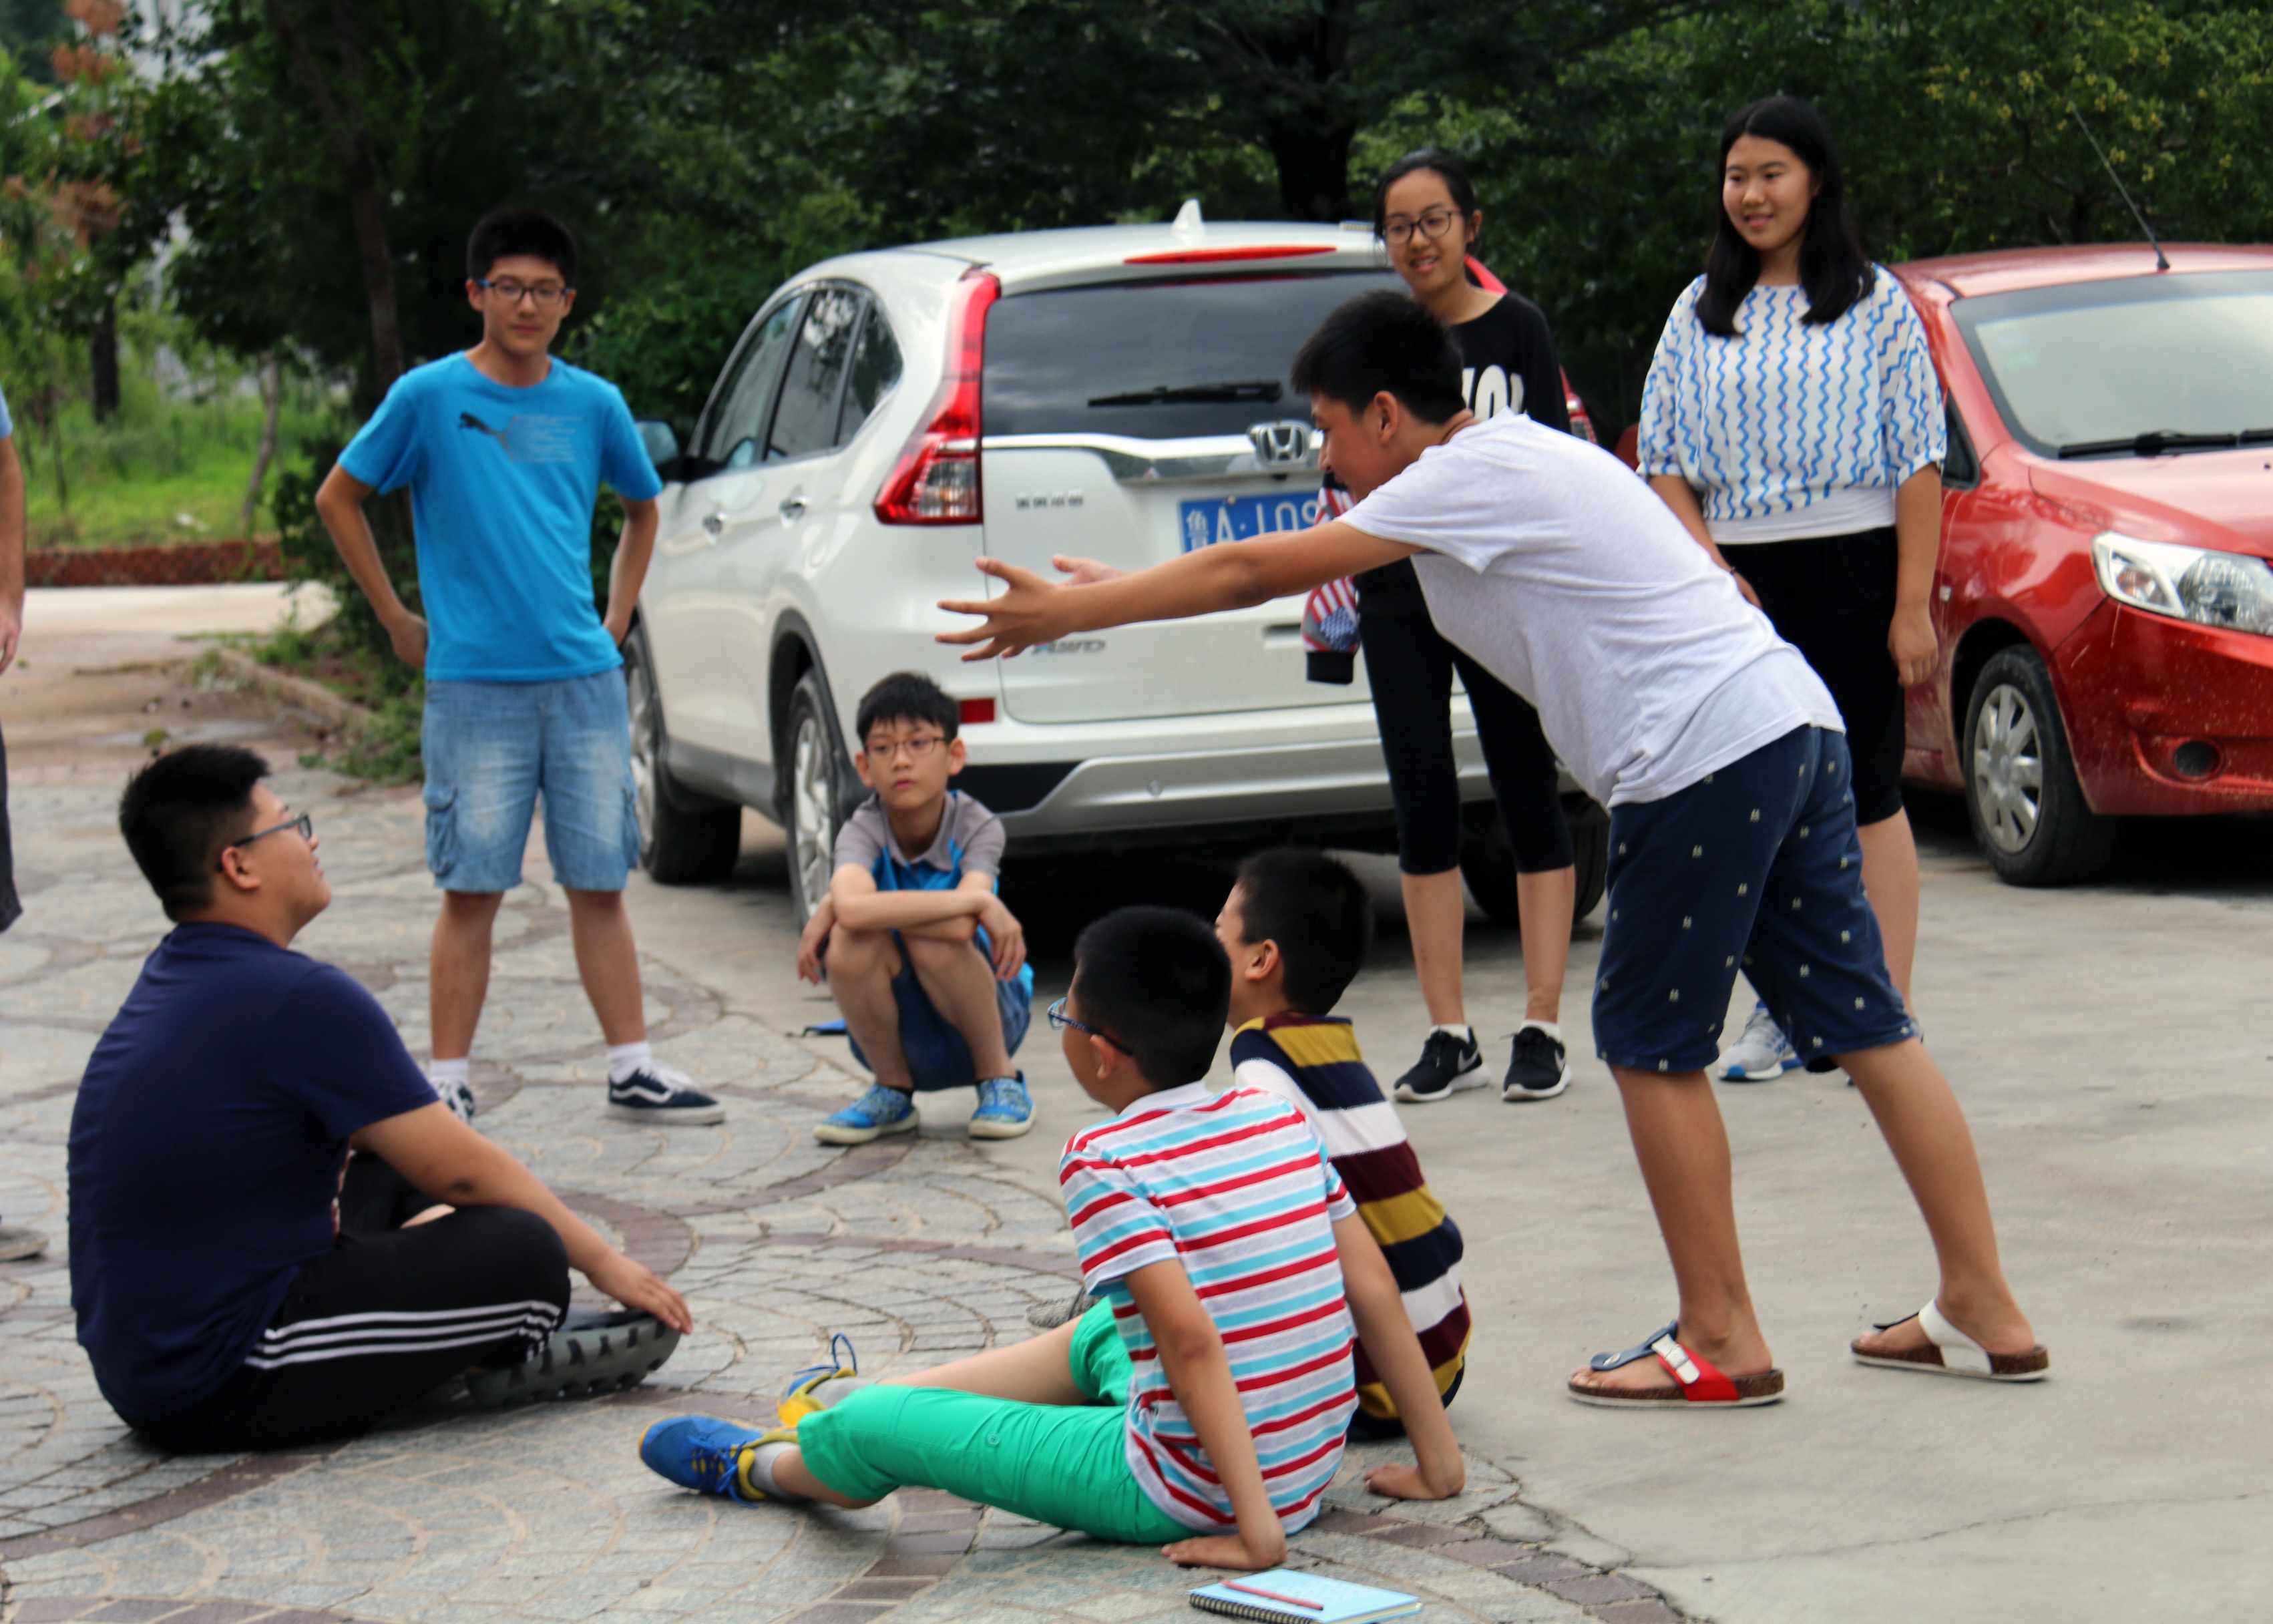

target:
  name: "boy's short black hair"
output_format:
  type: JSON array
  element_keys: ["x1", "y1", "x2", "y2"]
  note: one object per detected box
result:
[
  {"x1": 119, "y1": 745, "x2": 268, "y2": 920},
  {"x1": 1071, "y1": 906, "x2": 1231, "y2": 1088},
  {"x1": 1290, "y1": 291, "x2": 1465, "y2": 426},
  {"x1": 856, "y1": 670, "x2": 959, "y2": 747},
  {"x1": 1231, "y1": 848, "x2": 1374, "y2": 1014},
  {"x1": 467, "y1": 206, "x2": 579, "y2": 287}
]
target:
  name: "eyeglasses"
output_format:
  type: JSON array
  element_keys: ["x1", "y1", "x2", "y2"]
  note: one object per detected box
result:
[
  {"x1": 1047, "y1": 996, "x2": 1128, "y2": 1053},
  {"x1": 219, "y1": 811, "x2": 313, "y2": 869},
  {"x1": 1381, "y1": 207, "x2": 1462, "y2": 247},
  {"x1": 476, "y1": 277, "x2": 570, "y2": 309},
  {"x1": 863, "y1": 734, "x2": 947, "y2": 761}
]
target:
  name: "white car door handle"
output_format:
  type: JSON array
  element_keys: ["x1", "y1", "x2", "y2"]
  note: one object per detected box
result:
[
  {"x1": 702, "y1": 512, "x2": 725, "y2": 537},
  {"x1": 779, "y1": 496, "x2": 808, "y2": 520}
]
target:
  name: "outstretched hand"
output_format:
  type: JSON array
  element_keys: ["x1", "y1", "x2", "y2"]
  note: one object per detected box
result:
[{"x1": 937, "y1": 556, "x2": 1081, "y2": 661}]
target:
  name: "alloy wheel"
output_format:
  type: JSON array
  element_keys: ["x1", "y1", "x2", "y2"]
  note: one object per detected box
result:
[
  {"x1": 1971, "y1": 680, "x2": 2045, "y2": 855},
  {"x1": 626, "y1": 658, "x2": 658, "y2": 858},
  {"x1": 792, "y1": 713, "x2": 835, "y2": 915}
]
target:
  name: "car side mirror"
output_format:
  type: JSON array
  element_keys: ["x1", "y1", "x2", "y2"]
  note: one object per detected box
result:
[{"x1": 636, "y1": 419, "x2": 683, "y2": 481}]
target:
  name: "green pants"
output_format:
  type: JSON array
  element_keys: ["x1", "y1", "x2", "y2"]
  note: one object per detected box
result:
[{"x1": 797, "y1": 1303, "x2": 1193, "y2": 1544}]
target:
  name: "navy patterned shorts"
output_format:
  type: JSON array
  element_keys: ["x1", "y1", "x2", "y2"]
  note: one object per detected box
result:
[{"x1": 1592, "y1": 725, "x2": 1917, "y2": 1074}]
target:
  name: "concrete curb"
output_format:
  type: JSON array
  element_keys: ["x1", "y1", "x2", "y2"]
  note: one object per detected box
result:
[{"x1": 198, "y1": 646, "x2": 376, "y2": 734}]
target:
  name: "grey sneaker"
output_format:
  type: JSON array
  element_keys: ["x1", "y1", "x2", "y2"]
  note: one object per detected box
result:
[
  {"x1": 467, "y1": 1308, "x2": 681, "y2": 1408},
  {"x1": 1717, "y1": 1003, "x2": 1800, "y2": 1082},
  {"x1": 0, "y1": 1223, "x2": 49, "y2": 1263},
  {"x1": 1026, "y1": 1285, "x2": 1096, "y2": 1331}
]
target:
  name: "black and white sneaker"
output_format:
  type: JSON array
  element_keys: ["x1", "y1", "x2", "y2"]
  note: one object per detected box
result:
[
  {"x1": 1502, "y1": 1020, "x2": 1573, "y2": 1102},
  {"x1": 430, "y1": 1072, "x2": 478, "y2": 1123},
  {"x1": 467, "y1": 1307, "x2": 682, "y2": 1408},
  {"x1": 606, "y1": 1062, "x2": 726, "y2": 1125},
  {"x1": 1393, "y1": 1028, "x2": 1487, "y2": 1103}
]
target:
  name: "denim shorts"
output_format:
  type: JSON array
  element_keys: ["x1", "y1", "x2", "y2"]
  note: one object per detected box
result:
[
  {"x1": 421, "y1": 670, "x2": 639, "y2": 893},
  {"x1": 1592, "y1": 725, "x2": 1918, "y2": 1074},
  {"x1": 845, "y1": 938, "x2": 1033, "y2": 1092}
]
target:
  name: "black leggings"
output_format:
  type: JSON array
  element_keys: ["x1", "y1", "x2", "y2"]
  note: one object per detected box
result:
[
  {"x1": 132, "y1": 1159, "x2": 570, "y2": 1453},
  {"x1": 1362, "y1": 612, "x2": 1575, "y2": 876}
]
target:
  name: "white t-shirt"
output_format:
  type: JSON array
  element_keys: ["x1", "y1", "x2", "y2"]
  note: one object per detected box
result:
[{"x1": 1342, "y1": 413, "x2": 1841, "y2": 808}]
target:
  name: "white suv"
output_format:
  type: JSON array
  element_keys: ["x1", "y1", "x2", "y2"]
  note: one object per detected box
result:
[{"x1": 626, "y1": 208, "x2": 1608, "y2": 922}]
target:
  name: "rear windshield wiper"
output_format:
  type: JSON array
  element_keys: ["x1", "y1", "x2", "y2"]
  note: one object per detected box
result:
[
  {"x1": 2241, "y1": 427, "x2": 2273, "y2": 445},
  {"x1": 2057, "y1": 429, "x2": 2240, "y2": 458},
  {"x1": 1088, "y1": 380, "x2": 1283, "y2": 407}
]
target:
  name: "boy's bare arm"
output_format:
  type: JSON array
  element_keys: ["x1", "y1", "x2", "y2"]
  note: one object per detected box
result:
[
  {"x1": 1124, "y1": 1258, "x2": 1287, "y2": 1572},
  {"x1": 602, "y1": 496, "x2": 660, "y2": 646},
  {"x1": 315, "y1": 465, "x2": 427, "y2": 667},
  {"x1": 1331, "y1": 1212, "x2": 1466, "y2": 1501},
  {"x1": 827, "y1": 863, "x2": 989, "y2": 933},
  {"x1": 937, "y1": 522, "x2": 1418, "y2": 662}
]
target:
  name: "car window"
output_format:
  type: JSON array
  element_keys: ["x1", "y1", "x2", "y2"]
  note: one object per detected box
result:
[
  {"x1": 765, "y1": 288, "x2": 863, "y2": 462},
  {"x1": 982, "y1": 270, "x2": 1402, "y2": 439},
  {"x1": 695, "y1": 296, "x2": 803, "y2": 472},
  {"x1": 837, "y1": 304, "x2": 903, "y2": 444},
  {"x1": 1943, "y1": 402, "x2": 1979, "y2": 489}
]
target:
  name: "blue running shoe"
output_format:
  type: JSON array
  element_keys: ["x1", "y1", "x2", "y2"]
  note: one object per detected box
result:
[
  {"x1": 968, "y1": 1072, "x2": 1034, "y2": 1140},
  {"x1": 781, "y1": 1333, "x2": 869, "y2": 1424},
  {"x1": 813, "y1": 1084, "x2": 917, "y2": 1145},
  {"x1": 639, "y1": 1416, "x2": 789, "y2": 1501}
]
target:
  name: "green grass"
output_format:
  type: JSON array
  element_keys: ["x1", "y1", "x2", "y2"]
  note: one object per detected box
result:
[{"x1": 242, "y1": 614, "x2": 427, "y2": 786}]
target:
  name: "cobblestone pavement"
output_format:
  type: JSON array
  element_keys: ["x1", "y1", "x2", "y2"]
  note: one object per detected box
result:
[{"x1": 0, "y1": 652, "x2": 1689, "y2": 1623}]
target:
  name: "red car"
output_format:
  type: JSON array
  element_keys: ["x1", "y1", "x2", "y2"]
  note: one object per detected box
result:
[{"x1": 1888, "y1": 245, "x2": 2273, "y2": 883}]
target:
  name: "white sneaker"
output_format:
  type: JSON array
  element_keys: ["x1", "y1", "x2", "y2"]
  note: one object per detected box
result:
[{"x1": 1716, "y1": 1004, "x2": 1800, "y2": 1082}]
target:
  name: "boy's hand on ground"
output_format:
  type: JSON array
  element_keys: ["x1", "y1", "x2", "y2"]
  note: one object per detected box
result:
[
  {"x1": 1162, "y1": 1529, "x2": 1285, "y2": 1571},
  {"x1": 584, "y1": 1251, "x2": 694, "y2": 1334},
  {"x1": 1050, "y1": 554, "x2": 1122, "y2": 586},
  {"x1": 977, "y1": 895, "x2": 1026, "y2": 980},
  {"x1": 937, "y1": 557, "x2": 1074, "y2": 660},
  {"x1": 385, "y1": 612, "x2": 429, "y2": 668},
  {"x1": 1362, "y1": 1455, "x2": 1464, "y2": 1502}
]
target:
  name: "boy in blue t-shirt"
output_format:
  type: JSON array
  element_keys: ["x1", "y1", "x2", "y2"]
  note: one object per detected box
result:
[
  {"x1": 316, "y1": 207, "x2": 720, "y2": 1127},
  {"x1": 795, "y1": 672, "x2": 1036, "y2": 1143}
]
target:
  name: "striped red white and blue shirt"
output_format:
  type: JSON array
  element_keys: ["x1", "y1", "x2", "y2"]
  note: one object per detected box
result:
[{"x1": 1059, "y1": 1082, "x2": 1359, "y2": 1533}]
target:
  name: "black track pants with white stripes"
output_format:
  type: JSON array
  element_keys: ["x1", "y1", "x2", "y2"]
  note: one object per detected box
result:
[{"x1": 137, "y1": 1193, "x2": 570, "y2": 1452}]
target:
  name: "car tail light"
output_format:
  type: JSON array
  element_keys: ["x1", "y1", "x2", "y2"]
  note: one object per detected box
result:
[
  {"x1": 875, "y1": 268, "x2": 1000, "y2": 525},
  {"x1": 959, "y1": 696, "x2": 996, "y2": 725}
]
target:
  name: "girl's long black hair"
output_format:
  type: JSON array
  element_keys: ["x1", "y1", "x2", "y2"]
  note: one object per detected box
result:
[{"x1": 1695, "y1": 96, "x2": 1873, "y2": 337}]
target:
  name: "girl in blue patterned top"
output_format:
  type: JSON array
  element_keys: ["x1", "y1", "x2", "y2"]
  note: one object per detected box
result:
[{"x1": 1639, "y1": 95, "x2": 1946, "y2": 1082}]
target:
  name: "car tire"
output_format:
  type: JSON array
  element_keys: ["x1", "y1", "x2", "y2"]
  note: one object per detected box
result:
[
  {"x1": 1458, "y1": 797, "x2": 1611, "y2": 928},
  {"x1": 625, "y1": 628, "x2": 741, "y2": 885},
  {"x1": 1962, "y1": 644, "x2": 2117, "y2": 886},
  {"x1": 784, "y1": 671, "x2": 847, "y2": 925}
]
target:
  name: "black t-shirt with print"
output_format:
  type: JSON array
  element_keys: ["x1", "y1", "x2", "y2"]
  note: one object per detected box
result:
[{"x1": 1353, "y1": 293, "x2": 1571, "y2": 616}]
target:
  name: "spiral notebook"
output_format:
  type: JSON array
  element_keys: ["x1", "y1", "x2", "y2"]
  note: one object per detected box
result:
[{"x1": 1187, "y1": 1569, "x2": 1421, "y2": 1622}]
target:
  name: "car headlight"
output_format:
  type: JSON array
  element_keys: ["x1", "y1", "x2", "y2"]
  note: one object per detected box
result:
[{"x1": 2091, "y1": 532, "x2": 2273, "y2": 636}]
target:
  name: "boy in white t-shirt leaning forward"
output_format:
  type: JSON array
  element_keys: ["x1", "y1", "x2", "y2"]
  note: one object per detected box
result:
[{"x1": 942, "y1": 290, "x2": 2048, "y2": 1408}]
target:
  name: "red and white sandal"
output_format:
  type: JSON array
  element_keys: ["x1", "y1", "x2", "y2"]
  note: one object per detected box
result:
[
  {"x1": 1567, "y1": 1321, "x2": 1785, "y2": 1408},
  {"x1": 1851, "y1": 1300, "x2": 2049, "y2": 1382}
]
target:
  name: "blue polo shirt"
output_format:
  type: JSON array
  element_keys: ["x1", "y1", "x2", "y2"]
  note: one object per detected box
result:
[
  {"x1": 68, "y1": 924, "x2": 441, "y2": 1422},
  {"x1": 339, "y1": 353, "x2": 663, "y2": 684}
]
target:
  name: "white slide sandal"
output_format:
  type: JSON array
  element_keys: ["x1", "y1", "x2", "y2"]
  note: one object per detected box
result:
[{"x1": 1851, "y1": 1299, "x2": 2049, "y2": 1381}]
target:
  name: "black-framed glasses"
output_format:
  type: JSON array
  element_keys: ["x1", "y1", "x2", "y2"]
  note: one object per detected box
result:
[
  {"x1": 1047, "y1": 996, "x2": 1128, "y2": 1053},
  {"x1": 220, "y1": 811, "x2": 313, "y2": 869},
  {"x1": 1381, "y1": 207, "x2": 1462, "y2": 247},
  {"x1": 863, "y1": 734, "x2": 948, "y2": 762},
  {"x1": 475, "y1": 277, "x2": 570, "y2": 309}
]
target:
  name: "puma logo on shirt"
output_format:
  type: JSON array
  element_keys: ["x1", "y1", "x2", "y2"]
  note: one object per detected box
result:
[{"x1": 457, "y1": 411, "x2": 578, "y2": 465}]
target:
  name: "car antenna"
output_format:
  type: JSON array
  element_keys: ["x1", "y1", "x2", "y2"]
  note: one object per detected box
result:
[{"x1": 2067, "y1": 99, "x2": 2169, "y2": 271}]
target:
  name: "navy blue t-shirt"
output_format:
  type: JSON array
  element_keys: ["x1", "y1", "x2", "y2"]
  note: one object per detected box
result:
[{"x1": 68, "y1": 924, "x2": 441, "y2": 1422}]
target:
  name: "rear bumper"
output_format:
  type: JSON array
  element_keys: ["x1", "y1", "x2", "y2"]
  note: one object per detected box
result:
[{"x1": 2057, "y1": 603, "x2": 2273, "y2": 816}]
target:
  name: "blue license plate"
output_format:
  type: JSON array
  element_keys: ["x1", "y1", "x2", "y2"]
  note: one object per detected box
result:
[{"x1": 1179, "y1": 491, "x2": 1324, "y2": 552}]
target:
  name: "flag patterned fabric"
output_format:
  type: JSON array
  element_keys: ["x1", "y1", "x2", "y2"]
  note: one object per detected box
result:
[
  {"x1": 1058, "y1": 1082, "x2": 1359, "y2": 1533},
  {"x1": 1229, "y1": 1015, "x2": 1470, "y2": 1422},
  {"x1": 1301, "y1": 481, "x2": 1361, "y2": 683}
]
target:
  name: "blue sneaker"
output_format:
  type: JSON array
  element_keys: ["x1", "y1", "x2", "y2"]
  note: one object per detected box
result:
[
  {"x1": 813, "y1": 1084, "x2": 917, "y2": 1145},
  {"x1": 780, "y1": 1334, "x2": 870, "y2": 1424},
  {"x1": 968, "y1": 1073, "x2": 1034, "y2": 1140},
  {"x1": 639, "y1": 1416, "x2": 789, "y2": 1501}
]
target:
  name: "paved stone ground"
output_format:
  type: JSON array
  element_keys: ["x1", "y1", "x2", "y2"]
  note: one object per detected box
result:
[{"x1": 0, "y1": 629, "x2": 1685, "y2": 1624}]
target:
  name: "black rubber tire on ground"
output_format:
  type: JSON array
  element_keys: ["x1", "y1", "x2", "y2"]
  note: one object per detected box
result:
[
  {"x1": 625, "y1": 628, "x2": 741, "y2": 885},
  {"x1": 1962, "y1": 644, "x2": 2117, "y2": 886},
  {"x1": 783, "y1": 671, "x2": 847, "y2": 926},
  {"x1": 1458, "y1": 795, "x2": 1611, "y2": 928}
]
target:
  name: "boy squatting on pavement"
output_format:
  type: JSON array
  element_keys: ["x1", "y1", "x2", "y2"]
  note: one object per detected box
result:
[
  {"x1": 642, "y1": 906, "x2": 1464, "y2": 1571},
  {"x1": 942, "y1": 290, "x2": 2049, "y2": 1406},
  {"x1": 1216, "y1": 849, "x2": 1471, "y2": 1436},
  {"x1": 69, "y1": 746, "x2": 690, "y2": 1452},
  {"x1": 315, "y1": 206, "x2": 722, "y2": 1128},
  {"x1": 795, "y1": 671, "x2": 1037, "y2": 1143}
]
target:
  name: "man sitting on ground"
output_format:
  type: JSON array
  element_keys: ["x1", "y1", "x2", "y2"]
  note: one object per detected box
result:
[
  {"x1": 69, "y1": 745, "x2": 692, "y2": 1452},
  {"x1": 795, "y1": 671, "x2": 1036, "y2": 1143}
]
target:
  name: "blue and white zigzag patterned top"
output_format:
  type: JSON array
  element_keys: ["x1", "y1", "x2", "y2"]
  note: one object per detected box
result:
[{"x1": 1637, "y1": 270, "x2": 1946, "y2": 545}]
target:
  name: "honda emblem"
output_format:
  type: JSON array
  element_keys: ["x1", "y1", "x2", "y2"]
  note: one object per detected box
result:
[{"x1": 1248, "y1": 421, "x2": 1311, "y2": 465}]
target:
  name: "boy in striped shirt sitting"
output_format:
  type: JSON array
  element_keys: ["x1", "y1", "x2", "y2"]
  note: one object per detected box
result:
[
  {"x1": 639, "y1": 905, "x2": 1464, "y2": 1571},
  {"x1": 1215, "y1": 850, "x2": 1470, "y2": 1437}
]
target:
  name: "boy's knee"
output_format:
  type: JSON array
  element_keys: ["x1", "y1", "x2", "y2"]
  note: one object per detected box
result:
[
  {"x1": 826, "y1": 924, "x2": 898, "y2": 976},
  {"x1": 903, "y1": 929, "x2": 979, "y2": 970},
  {"x1": 451, "y1": 1205, "x2": 571, "y2": 1298}
]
